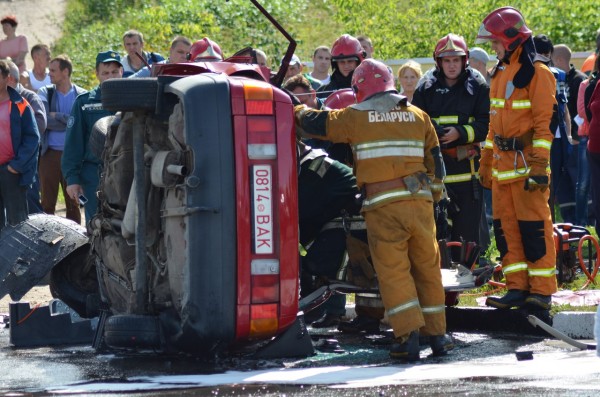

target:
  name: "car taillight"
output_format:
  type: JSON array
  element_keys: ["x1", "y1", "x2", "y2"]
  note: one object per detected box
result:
[
  {"x1": 251, "y1": 259, "x2": 279, "y2": 303},
  {"x1": 244, "y1": 81, "x2": 273, "y2": 115},
  {"x1": 249, "y1": 303, "x2": 278, "y2": 337},
  {"x1": 247, "y1": 117, "x2": 276, "y2": 160}
]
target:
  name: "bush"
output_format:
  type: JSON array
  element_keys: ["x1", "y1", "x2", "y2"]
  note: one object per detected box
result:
[{"x1": 54, "y1": 0, "x2": 311, "y2": 88}]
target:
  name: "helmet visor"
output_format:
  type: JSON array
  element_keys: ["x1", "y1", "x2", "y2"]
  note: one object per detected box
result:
[{"x1": 475, "y1": 24, "x2": 493, "y2": 44}]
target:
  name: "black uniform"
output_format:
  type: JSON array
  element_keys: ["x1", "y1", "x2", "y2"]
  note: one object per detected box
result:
[
  {"x1": 412, "y1": 67, "x2": 490, "y2": 247},
  {"x1": 298, "y1": 142, "x2": 359, "y2": 319},
  {"x1": 565, "y1": 65, "x2": 587, "y2": 140}
]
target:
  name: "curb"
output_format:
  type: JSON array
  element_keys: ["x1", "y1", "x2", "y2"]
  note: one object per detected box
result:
[
  {"x1": 344, "y1": 304, "x2": 597, "y2": 340},
  {"x1": 552, "y1": 311, "x2": 596, "y2": 339}
]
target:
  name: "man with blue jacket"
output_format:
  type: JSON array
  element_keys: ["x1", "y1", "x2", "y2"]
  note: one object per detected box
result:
[
  {"x1": 62, "y1": 51, "x2": 123, "y2": 224},
  {"x1": 0, "y1": 59, "x2": 40, "y2": 230}
]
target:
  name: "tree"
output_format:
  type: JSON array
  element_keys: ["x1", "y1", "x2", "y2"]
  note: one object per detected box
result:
[{"x1": 330, "y1": 0, "x2": 598, "y2": 60}]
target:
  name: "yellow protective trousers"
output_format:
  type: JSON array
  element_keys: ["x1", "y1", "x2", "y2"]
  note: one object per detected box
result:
[
  {"x1": 492, "y1": 180, "x2": 557, "y2": 295},
  {"x1": 364, "y1": 200, "x2": 446, "y2": 338}
]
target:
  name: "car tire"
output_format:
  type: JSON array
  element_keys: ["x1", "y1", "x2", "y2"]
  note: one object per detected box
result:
[
  {"x1": 88, "y1": 115, "x2": 117, "y2": 160},
  {"x1": 104, "y1": 314, "x2": 162, "y2": 349},
  {"x1": 101, "y1": 78, "x2": 158, "y2": 112},
  {"x1": 49, "y1": 246, "x2": 99, "y2": 318}
]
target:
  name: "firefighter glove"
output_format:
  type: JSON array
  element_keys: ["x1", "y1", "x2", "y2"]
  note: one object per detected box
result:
[
  {"x1": 524, "y1": 163, "x2": 549, "y2": 192},
  {"x1": 524, "y1": 175, "x2": 549, "y2": 192},
  {"x1": 478, "y1": 154, "x2": 492, "y2": 189}
]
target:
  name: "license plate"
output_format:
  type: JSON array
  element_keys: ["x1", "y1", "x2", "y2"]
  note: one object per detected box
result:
[{"x1": 252, "y1": 165, "x2": 273, "y2": 254}]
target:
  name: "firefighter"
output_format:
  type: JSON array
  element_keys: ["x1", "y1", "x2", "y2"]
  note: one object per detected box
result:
[
  {"x1": 317, "y1": 34, "x2": 365, "y2": 99},
  {"x1": 412, "y1": 34, "x2": 490, "y2": 250},
  {"x1": 313, "y1": 34, "x2": 366, "y2": 166},
  {"x1": 475, "y1": 7, "x2": 557, "y2": 311},
  {"x1": 295, "y1": 59, "x2": 451, "y2": 361}
]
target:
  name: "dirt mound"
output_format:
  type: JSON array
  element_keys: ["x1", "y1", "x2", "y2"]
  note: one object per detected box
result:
[{"x1": 0, "y1": 0, "x2": 67, "y2": 67}]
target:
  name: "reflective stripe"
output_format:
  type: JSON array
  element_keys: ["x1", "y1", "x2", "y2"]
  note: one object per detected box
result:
[
  {"x1": 422, "y1": 304, "x2": 446, "y2": 314},
  {"x1": 491, "y1": 98, "x2": 505, "y2": 107},
  {"x1": 491, "y1": 98, "x2": 531, "y2": 109},
  {"x1": 387, "y1": 298, "x2": 420, "y2": 317},
  {"x1": 363, "y1": 189, "x2": 432, "y2": 208},
  {"x1": 484, "y1": 139, "x2": 494, "y2": 149},
  {"x1": 512, "y1": 100, "x2": 531, "y2": 109},
  {"x1": 434, "y1": 115, "x2": 459, "y2": 124},
  {"x1": 492, "y1": 165, "x2": 550, "y2": 181},
  {"x1": 356, "y1": 146, "x2": 424, "y2": 160},
  {"x1": 354, "y1": 140, "x2": 424, "y2": 160},
  {"x1": 444, "y1": 173, "x2": 476, "y2": 183},
  {"x1": 493, "y1": 168, "x2": 529, "y2": 181},
  {"x1": 430, "y1": 182, "x2": 444, "y2": 191},
  {"x1": 528, "y1": 268, "x2": 556, "y2": 277},
  {"x1": 464, "y1": 125, "x2": 475, "y2": 143},
  {"x1": 532, "y1": 139, "x2": 552, "y2": 150},
  {"x1": 502, "y1": 262, "x2": 528, "y2": 275}
]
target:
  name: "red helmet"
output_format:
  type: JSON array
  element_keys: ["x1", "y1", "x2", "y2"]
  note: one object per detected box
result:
[
  {"x1": 324, "y1": 88, "x2": 356, "y2": 109},
  {"x1": 331, "y1": 34, "x2": 366, "y2": 62},
  {"x1": 351, "y1": 59, "x2": 396, "y2": 103},
  {"x1": 187, "y1": 37, "x2": 223, "y2": 61},
  {"x1": 475, "y1": 7, "x2": 532, "y2": 51},
  {"x1": 434, "y1": 33, "x2": 468, "y2": 69}
]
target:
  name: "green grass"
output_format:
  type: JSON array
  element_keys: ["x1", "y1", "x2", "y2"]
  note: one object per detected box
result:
[
  {"x1": 457, "y1": 273, "x2": 599, "y2": 313},
  {"x1": 57, "y1": 187, "x2": 65, "y2": 206}
]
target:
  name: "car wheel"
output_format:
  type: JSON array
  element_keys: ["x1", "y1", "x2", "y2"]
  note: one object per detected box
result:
[
  {"x1": 101, "y1": 78, "x2": 158, "y2": 112},
  {"x1": 88, "y1": 115, "x2": 118, "y2": 160},
  {"x1": 49, "y1": 246, "x2": 99, "y2": 318},
  {"x1": 104, "y1": 314, "x2": 162, "y2": 349}
]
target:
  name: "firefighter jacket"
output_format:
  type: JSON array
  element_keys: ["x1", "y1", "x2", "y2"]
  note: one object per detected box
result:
[
  {"x1": 412, "y1": 67, "x2": 489, "y2": 184},
  {"x1": 295, "y1": 92, "x2": 444, "y2": 211},
  {"x1": 297, "y1": 142, "x2": 358, "y2": 245},
  {"x1": 481, "y1": 46, "x2": 556, "y2": 185}
]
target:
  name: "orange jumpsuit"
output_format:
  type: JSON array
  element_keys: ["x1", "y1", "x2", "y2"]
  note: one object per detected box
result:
[
  {"x1": 480, "y1": 46, "x2": 558, "y2": 295},
  {"x1": 296, "y1": 94, "x2": 446, "y2": 338}
]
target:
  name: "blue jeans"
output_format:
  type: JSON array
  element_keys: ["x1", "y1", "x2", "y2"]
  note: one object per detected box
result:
[
  {"x1": 576, "y1": 138, "x2": 592, "y2": 226},
  {"x1": 0, "y1": 165, "x2": 28, "y2": 230}
]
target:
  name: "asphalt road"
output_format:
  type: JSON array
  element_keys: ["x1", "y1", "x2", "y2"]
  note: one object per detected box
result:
[{"x1": 1, "y1": 316, "x2": 598, "y2": 396}]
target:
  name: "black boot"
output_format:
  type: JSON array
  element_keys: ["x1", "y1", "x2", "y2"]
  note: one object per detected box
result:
[
  {"x1": 337, "y1": 315, "x2": 380, "y2": 334},
  {"x1": 485, "y1": 289, "x2": 529, "y2": 309},
  {"x1": 389, "y1": 331, "x2": 420, "y2": 361},
  {"x1": 524, "y1": 293, "x2": 552, "y2": 310},
  {"x1": 429, "y1": 334, "x2": 454, "y2": 356}
]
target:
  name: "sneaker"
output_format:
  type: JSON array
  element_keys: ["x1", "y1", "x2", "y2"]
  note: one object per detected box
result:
[
  {"x1": 485, "y1": 289, "x2": 529, "y2": 309},
  {"x1": 429, "y1": 334, "x2": 454, "y2": 356},
  {"x1": 389, "y1": 331, "x2": 420, "y2": 361},
  {"x1": 311, "y1": 313, "x2": 342, "y2": 328},
  {"x1": 524, "y1": 294, "x2": 552, "y2": 310},
  {"x1": 337, "y1": 315, "x2": 380, "y2": 334}
]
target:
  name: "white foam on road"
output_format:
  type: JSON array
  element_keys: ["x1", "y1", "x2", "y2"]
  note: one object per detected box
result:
[{"x1": 47, "y1": 350, "x2": 599, "y2": 393}]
